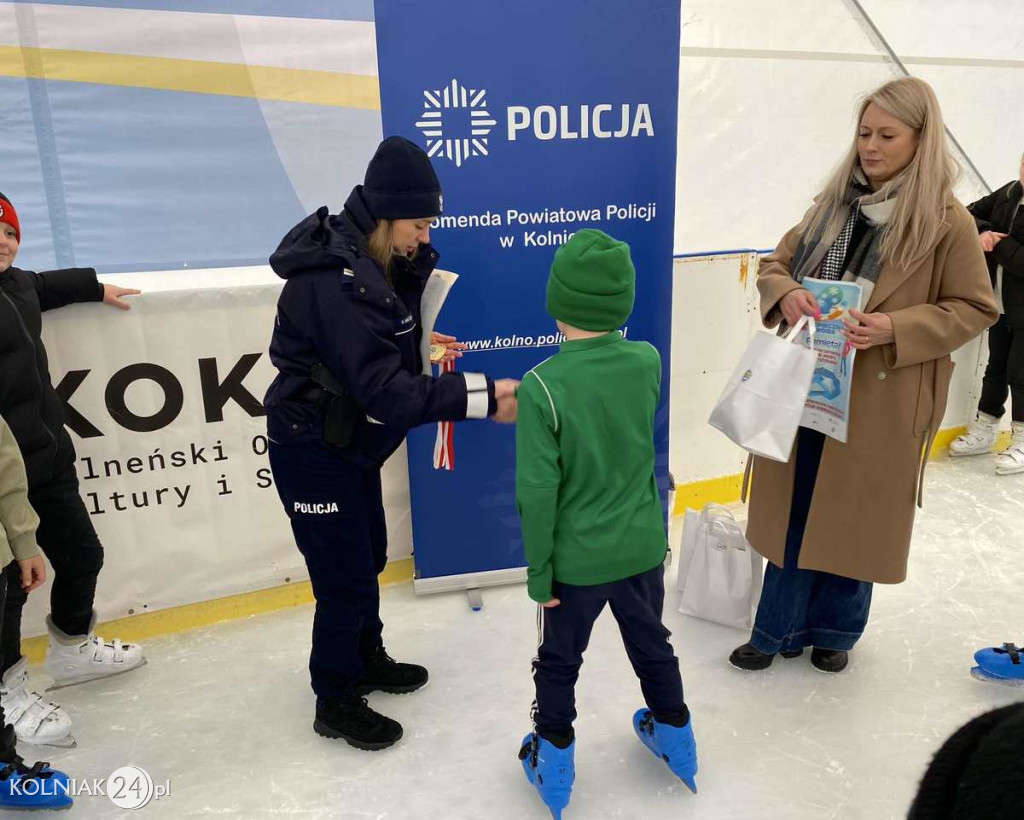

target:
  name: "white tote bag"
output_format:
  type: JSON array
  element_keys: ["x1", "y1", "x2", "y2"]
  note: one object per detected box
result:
[
  {"x1": 708, "y1": 316, "x2": 817, "y2": 462},
  {"x1": 677, "y1": 504, "x2": 763, "y2": 630}
]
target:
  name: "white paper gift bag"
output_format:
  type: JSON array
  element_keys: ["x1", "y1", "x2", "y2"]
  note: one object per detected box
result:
[
  {"x1": 708, "y1": 316, "x2": 817, "y2": 462},
  {"x1": 677, "y1": 504, "x2": 763, "y2": 630}
]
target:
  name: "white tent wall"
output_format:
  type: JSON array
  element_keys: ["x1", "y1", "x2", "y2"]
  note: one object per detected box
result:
[
  {"x1": 3, "y1": 1, "x2": 1021, "y2": 635},
  {"x1": 674, "y1": 0, "x2": 1023, "y2": 253},
  {"x1": 670, "y1": 0, "x2": 1024, "y2": 503}
]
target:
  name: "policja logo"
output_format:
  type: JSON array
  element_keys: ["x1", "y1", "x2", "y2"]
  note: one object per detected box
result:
[
  {"x1": 416, "y1": 79, "x2": 496, "y2": 168},
  {"x1": 294, "y1": 501, "x2": 340, "y2": 515},
  {"x1": 416, "y1": 78, "x2": 656, "y2": 168}
]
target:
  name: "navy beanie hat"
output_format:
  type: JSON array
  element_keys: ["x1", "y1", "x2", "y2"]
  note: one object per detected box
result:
[{"x1": 362, "y1": 136, "x2": 442, "y2": 220}]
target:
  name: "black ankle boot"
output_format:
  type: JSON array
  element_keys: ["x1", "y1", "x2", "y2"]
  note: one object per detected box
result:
[
  {"x1": 354, "y1": 648, "x2": 428, "y2": 695},
  {"x1": 729, "y1": 643, "x2": 803, "y2": 670},
  {"x1": 730, "y1": 643, "x2": 775, "y2": 670},
  {"x1": 811, "y1": 648, "x2": 848, "y2": 673},
  {"x1": 314, "y1": 694, "x2": 403, "y2": 751}
]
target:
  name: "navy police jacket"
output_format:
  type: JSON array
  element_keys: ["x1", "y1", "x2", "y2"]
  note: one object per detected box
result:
[{"x1": 264, "y1": 187, "x2": 495, "y2": 467}]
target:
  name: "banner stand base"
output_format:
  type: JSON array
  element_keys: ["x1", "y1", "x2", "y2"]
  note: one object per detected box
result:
[{"x1": 413, "y1": 566, "x2": 527, "y2": 611}]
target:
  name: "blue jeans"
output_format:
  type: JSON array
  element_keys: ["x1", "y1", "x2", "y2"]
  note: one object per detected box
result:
[{"x1": 750, "y1": 429, "x2": 873, "y2": 654}]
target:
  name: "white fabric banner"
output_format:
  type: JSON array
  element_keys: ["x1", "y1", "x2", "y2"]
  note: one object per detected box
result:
[{"x1": 22, "y1": 269, "x2": 413, "y2": 638}]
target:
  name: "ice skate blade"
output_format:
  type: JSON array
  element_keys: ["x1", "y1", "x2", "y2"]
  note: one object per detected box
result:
[
  {"x1": 971, "y1": 666, "x2": 1024, "y2": 687},
  {"x1": 46, "y1": 657, "x2": 147, "y2": 691},
  {"x1": 18, "y1": 734, "x2": 77, "y2": 750}
]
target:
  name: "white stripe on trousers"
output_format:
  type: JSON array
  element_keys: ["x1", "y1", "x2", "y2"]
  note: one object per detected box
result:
[{"x1": 529, "y1": 603, "x2": 546, "y2": 730}]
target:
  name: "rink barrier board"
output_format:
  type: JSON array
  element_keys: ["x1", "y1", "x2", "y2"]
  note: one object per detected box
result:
[
  {"x1": 670, "y1": 424, "x2": 996, "y2": 516},
  {"x1": 18, "y1": 425, "x2": 979, "y2": 665}
]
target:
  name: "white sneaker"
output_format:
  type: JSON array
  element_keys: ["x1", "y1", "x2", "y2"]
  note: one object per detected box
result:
[
  {"x1": 0, "y1": 658, "x2": 75, "y2": 748},
  {"x1": 950, "y1": 413, "x2": 999, "y2": 457},
  {"x1": 44, "y1": 613, "x2": 146, "y2": 690},
  {"x1": 995, "y1": 423, "x2": 1024, "y2": 476}
]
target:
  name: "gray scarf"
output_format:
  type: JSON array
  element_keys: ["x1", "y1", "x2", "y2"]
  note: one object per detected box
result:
[{"x1": 790, "y1": 169, "x2": 900, "y2": 307}]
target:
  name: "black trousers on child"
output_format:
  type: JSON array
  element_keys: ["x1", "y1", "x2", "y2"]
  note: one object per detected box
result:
[
  {"x1": 1, "y1": 465, "x2": 104, "y2": 675},
  {"x1": 979, "y1": 314, "x2": 1024, "y2": 423},
  {"x1": 269, "y1": 440, "x2": 387, "y2": 702},
  {"x1": 531, "y1": 563, "x2": 685, "y2": 739}
]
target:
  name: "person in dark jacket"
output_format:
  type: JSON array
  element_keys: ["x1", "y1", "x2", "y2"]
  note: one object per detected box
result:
[
  {"x1": 0, "y1": 191, "x2": 146, "y2": 749},
  {"x1": 950, "y1": 155, "x2": 1024, "y2": 474},
  {"x1": 265, "y1": 137, "x2": 518, "y2": 751}
]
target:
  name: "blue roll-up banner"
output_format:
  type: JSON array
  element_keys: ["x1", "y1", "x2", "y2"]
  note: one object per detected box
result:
[{"x1": 374, "y1": 0, "x2": 681, "y2": 594}]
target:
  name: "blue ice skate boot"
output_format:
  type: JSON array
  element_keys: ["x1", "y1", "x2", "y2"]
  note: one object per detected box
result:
[
  {"x1": 0, "y1": 756, "x2": 73, "y2": 811},
  {"x1": 518, "y1": 732, "x2": 574, "y2": 819},
  {"x1": 971, "y1": 643, "x2": 1024, "y2": 685},
  {"x1": 633, "y1": 709, "x2": 698, "y2": 793}
]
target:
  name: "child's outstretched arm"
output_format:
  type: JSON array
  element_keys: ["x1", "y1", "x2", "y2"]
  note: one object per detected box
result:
[
  {"x1": 32, "y1": 268, "x2": 140, "y2": 312},
  {"x1": 515, "y1": 373, "x2": 561, "y2": 604}
]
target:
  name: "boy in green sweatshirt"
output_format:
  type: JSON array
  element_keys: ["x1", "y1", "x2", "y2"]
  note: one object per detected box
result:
[
  {"x1": 0, "y1": 417, "x2": 72, "y2": 810},
  {"x1": 515, "y1": 230, "x2": 697, "y2": 819}
]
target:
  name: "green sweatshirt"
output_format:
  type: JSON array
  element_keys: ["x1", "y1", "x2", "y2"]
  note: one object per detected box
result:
[
  {"x1": 515, "y1": 331, "x2": 667, "y2": 602},
  {"x1": 0, "y1": 416, "x2": 40, "y2": 568}
]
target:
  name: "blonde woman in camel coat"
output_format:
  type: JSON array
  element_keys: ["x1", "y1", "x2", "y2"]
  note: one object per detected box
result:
[{"x1": 730, "y1": 77, "x2": 998, "y2": 675}]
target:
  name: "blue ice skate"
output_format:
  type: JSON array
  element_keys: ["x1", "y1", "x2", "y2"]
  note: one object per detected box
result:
[
  {"x1": 519, "y1": 733, "x2": 574, "y2": 819},
  {"x1": 633, "y1": 709, "x2": 698, "y2": 793},
  {"x1": 971, "y1": 643, "x2": 1024, "y2": 686},
  {"x1": 0, "y1": 757, "x2": 73, "y2": 811}
]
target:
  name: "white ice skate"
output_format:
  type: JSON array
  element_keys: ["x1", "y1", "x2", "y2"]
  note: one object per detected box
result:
[
  {"x1": 0, "y1": 658, "x2": 75, "y2": 748},
  {"x1": 949, "y1": 413, "x2": 999, "y2": 457},
  {"x1": 44, "y1": 613, "x2": 146, "y2": 690},
  {"x1": 995, "y1": 423, "x2": 1024, "y2": 476}
]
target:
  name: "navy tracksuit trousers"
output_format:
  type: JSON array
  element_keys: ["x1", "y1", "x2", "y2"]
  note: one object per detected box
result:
[{"x1": 531, "y1": 564, "x2": 686, "y2": 738}]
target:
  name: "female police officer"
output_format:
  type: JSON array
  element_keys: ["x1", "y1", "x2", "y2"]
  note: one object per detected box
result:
[{"x1": 265, "y1": 137, "x2": 517, "y2": 751}]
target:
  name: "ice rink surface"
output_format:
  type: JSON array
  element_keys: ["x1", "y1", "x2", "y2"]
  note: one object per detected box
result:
[{"x1": 32, "y1": 454, "x2": 1024, "y2": 819}]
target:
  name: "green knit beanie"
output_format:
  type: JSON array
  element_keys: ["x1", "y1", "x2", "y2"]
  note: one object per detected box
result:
[{"x1": 546, "y1": 229, "x2": 636, "y2": 331}]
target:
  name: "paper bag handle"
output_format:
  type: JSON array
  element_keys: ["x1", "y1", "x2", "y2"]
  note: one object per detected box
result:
[{"x1": 783, "y1": 314, "x2": 816, "y2": 346}]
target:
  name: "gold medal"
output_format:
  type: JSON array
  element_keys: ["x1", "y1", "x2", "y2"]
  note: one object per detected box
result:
[{"x1": 429, "y1": 343, "x2": 446, "y2": 363}]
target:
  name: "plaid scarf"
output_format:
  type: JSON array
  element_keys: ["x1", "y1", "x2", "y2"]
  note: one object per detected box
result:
[{"x1": 790, "y1": 169, "x2": 901, "y2": 305}]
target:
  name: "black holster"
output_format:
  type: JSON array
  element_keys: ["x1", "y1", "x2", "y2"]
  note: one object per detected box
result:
[{"x1": 310, "y1": 363, "x2": 364, "y2": 449}]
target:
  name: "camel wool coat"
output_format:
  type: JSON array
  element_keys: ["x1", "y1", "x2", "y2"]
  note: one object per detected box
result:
[{"x1": 743, "y1": 200, "x2": 998, "y2": 584}]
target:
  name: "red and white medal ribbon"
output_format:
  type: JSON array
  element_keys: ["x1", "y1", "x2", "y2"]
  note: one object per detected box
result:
[{"x1": 433, "y1": 358, "x2": 456, "y2": 470}]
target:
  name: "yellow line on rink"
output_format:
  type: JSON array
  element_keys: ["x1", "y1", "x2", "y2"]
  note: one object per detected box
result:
[
  {"x1": 0, "y1": 46, "x2": 381, "y2": 109},
  {"x1": 20, "y1": 558, "x2": 413, "y2": 664}
]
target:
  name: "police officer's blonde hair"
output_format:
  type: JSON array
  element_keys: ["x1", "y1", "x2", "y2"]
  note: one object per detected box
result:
[{"x1": 367, "y1": 220, "x2": 396, "y2": 284}]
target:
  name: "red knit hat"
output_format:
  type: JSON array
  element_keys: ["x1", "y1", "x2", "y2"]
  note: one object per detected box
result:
[{"x1": 0, "y1": 192, "x2": 20, "y2": 243}]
